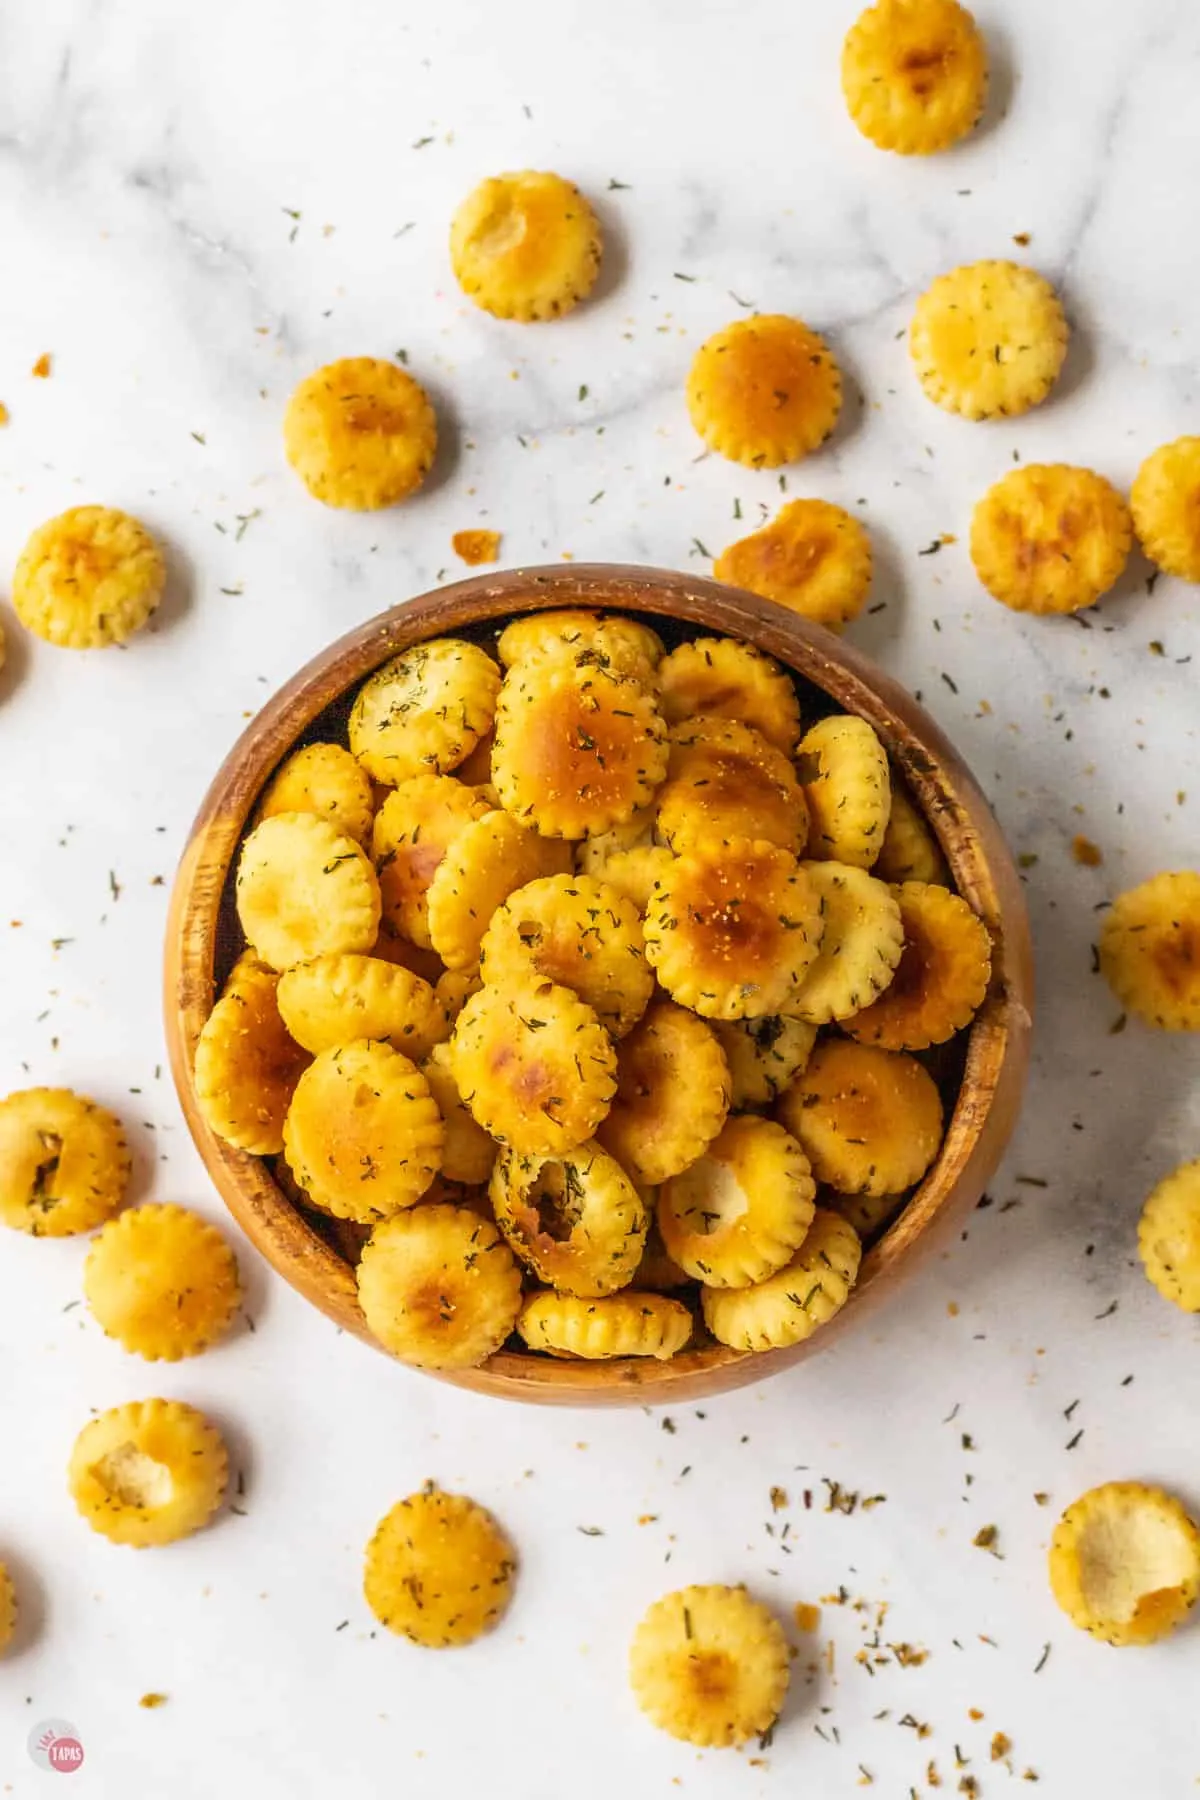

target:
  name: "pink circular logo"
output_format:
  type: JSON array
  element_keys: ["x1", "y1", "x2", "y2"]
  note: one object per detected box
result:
[
  {"x1": 48, "y1": 1737, "x2": 84, "y2": 1773},
  {"x1": 28, "y1": 1720, "x2": 85, "y2": 1775}
]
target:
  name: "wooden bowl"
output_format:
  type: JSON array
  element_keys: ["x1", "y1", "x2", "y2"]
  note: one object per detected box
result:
[{"x1": 165, "y1": 565, "x2": 1033, "y2": 1407}]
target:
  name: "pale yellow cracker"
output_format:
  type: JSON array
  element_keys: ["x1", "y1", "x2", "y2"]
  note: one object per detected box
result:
[
  {"x1": 873, "y1": 779, "x2": 949, "y2": 885},
  {"x1": 1131, "y1": 437, "x2": 1200, "y2": 580},
  {"x1": 970, "y1": 464, "x2": 1132, "y2": 614},
  {"x1": 420, "y1": 1042, "x2": 497, "y2": 1185},
  {"x1": 655, "y1": 719, "x2": 808, "y2": 855},
  {"x1": 450, "y1": 170, "x2": 602, "y2": 321},
  {"x1": 276, "y1": 952, "x2": 445, "y2": 1059},
  {"x1": 911, "y1": 262, "x2": 1067, "y2": 420},
  {"x1": 426, "y1": 809, "x2": 573, "y2": 969},
  {"x1": 68, "y1": 1398, "x2": 228, "y2": 1547},
  {"x1": 575, "y1": 806, "x2": 656, "y2": 871},
  {"x1": 1138, "y1": 1159, "x2": 1200, "y2": 1312},
  {"x1": 0, "y1": 1563, "x2": 14, "y2": 1653},
  {"x1": 492, "y1": 659, "x2": 668, "y2": 839},
  {"x1": 842, "y1": 0, "x2": 987, "y2": 154},
  {"x1": 1049, "y1": 1482, "x2": 1200, "y2": 1647},
  {"x1": 13, "y1": 505, "x2": 165, "y2": 649},
  {"x1": 629, "y1": 1585, "x2": 790, "y2": 1746},
  {"x1": 479, "y1": 872, "x2": 653, "y2": 1037},
  {"x1": 785, "y1": 861, "x2": 904, "y2": 1023},
  {"x1": 364, "y1": 1487, "x2": 516, "y2": 1647},
  {"x1": 1098, "y1": 870, "x2": 1200, "y2": 1030},
  {"x1": 712, "y1": 1015, "x2": 818, "y2": 1109},
  {"x1": 283, "y1": 356, "x2": 436, "y2": 509},
  {"x1": 283, "y1": 1040, "x2": 444, "y2": 1221},
  {"x1": 497, "y1": 610, "x2": 664, "y2": 685},
  {"x1": 687, "y1": 315, "x2": 842, "y2": 467},
  {"x1": 433, "y1": 965, "x2": 483, "y2": 1030},
  {"x1": 371, "y1": 775, "x2": 489, "y2": 947},
  {"x1": 797, "y1": 714, "x2": 892, "y2": 868},
  {"x1": 578, "y1": 844, "x2": 675, "y2": 915},
  {"x1": 845, "y1": 880, "x2": 991, "y2": 1048},
  {"x1": 235, "y1": 812, "x2": 380, "y2": 970},
  {"x1": 518, "y1": 1289, "x2": 693, "y2": 1360},
  {"x1": 659, "y1": 1115, "x2": 816, "y2": 1288},
  {"x1": 449, "y1": 977, "x2": 617, "y2": 1157},
  {"x1": 356, "y1": 1204, "x2": 522, "y2": 1370},
  {"x1": 645, "y1": 837, "x2": 825, "y2": 1019},
  {"x1": 0, "y1": 1087, "x2": 129, "y2": 1236},
  {"x1": 349, "y1": 639, "x2": 501, "y2": 785},
  {"x1": 702, "y1": 1208, "x2": 862, "y2": 1351},
  {"x1": 491, "y1": 1140, "x2": 647, "y2": 1296},
  {"x1": 194, "y1": 961, "x2": 310, "y2": 1155},
  {"x1": 83, "y1": 1204, "x2": 240, "y2": 1361},
  {"x1": 256, "y1": 742, "x2": 374, "y2": 845},
  {"x1": 597, "y1": 999, "x2": 731, "y2": 1185},
  {"x1": 776, "y1": 1039, "x2": 943, "y2": 1197},
  {"x1": 657, "y1": 638, "x2": 802, "y2": 752},
  {"x1": 714, "y1": 499, "x2": 873, "y2": 631}
]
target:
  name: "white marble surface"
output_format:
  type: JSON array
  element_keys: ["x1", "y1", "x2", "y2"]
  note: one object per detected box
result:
[{"x1": 2, "y1": 0, "x2": 1199, "y2": 1793}]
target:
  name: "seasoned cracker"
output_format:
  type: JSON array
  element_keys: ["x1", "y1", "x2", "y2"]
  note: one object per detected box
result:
[
  {"x1": 357, "y1": 1204, "x2": 521, "y2": 1370},
  {"x1": 714, "y1": 499, "x2": 872, "y2": 631},
  {"x1": 1049, "y1": 1483, "x2": 1200, "y2": 1647},
  {"x1": 518, "y1": 1289, "x2": 692, "y2": 1360},
  {"x1": 842, "y1": 0, "x2": 987, "y2": 153},
  {"x1": 491, "y1": 1140, "x2": 647, "y2": 1296},
  {"x1": 597, "y1": 999, "x2": 731, "y2": 1185},
  {"x1": 644, "y1": 838, "x2": 824, "y2": 1019},
  {"x1": 68, "y1": 1398, "x2": 228, "y2": 1547},
  {"x1": 350, "y1": 640, "x2": 501, "y2": 784},
  {"x1": 364, "y1": 1487, "x2": 516, "y2": 1646},
  {"x1": 83, "y1": 1204, "x2": 240, "y2": 1361},
  {"x1": 284, "y1": 356, "x2": 436, "y2": 508},
  {"x1": 702, "y1": 1208, "x2": 861, "y2": 1351},
  {"x1": 13, "y1": 505, "x2": 165, "y2": 648},
  {"x1": 687, "y1": 315, "x2": 842, "y2": 467},
  {"x1": 658, "y1": 1115, "x2": 816, "y2": 1288},
  {"x1": 450, "y1": 171, "x2": 602, "y2": 321},
  {"x1": 0, "y1": 1086, "x2": 129, "y2": 1236},
  {"x1": 910, "y1": 262, "x2": 1067, "y2": 419},
  {"x1": 629, "y1": 1585, "x2": 790, "y2": 1746}
]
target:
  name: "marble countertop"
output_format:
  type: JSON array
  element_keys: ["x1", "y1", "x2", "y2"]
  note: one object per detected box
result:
[{"x1": 2, "y1": 0, "x2": 1199, "y2": 1793}]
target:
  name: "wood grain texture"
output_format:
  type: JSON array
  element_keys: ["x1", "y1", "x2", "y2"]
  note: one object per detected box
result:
[{"x1": 164, "y1": 564, "x2": 1034, "y2": 1407}]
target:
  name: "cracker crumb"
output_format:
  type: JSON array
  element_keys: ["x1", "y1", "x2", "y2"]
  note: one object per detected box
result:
[
  {"x1": 794, "y1": 1602, "x2": 821, "y2": 1632},
  {"x1": 31, "y1": 353, "x2": 52, "y2": 378},
  {"x1": 1013, "y1": 232, "x2": 1032, "y2": 246},
  {"x1": 770, "y1": 1485, "x2": 788, "y2": 1511},
  {"x1": 991, "y1": 1731, "x2": 1012, "y2": 1761},
  {"x1": 968, "y1": 1709, "x2": 984, "y2": 1722},
  {"x1": 138, "y1": 1693, "x2": 168, "y2": 1709},
  {"x1": 451, "y1": 529, "x2": 502, "y2": 566},
  {"x1": 1071, "y1": 834, "x2": 1103, "y2": 867}
]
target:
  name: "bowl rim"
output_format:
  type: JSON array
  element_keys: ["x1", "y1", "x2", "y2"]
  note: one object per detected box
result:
[{"x1": 164, "y1": 563, "x2": 1034, "y2": 1406}]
